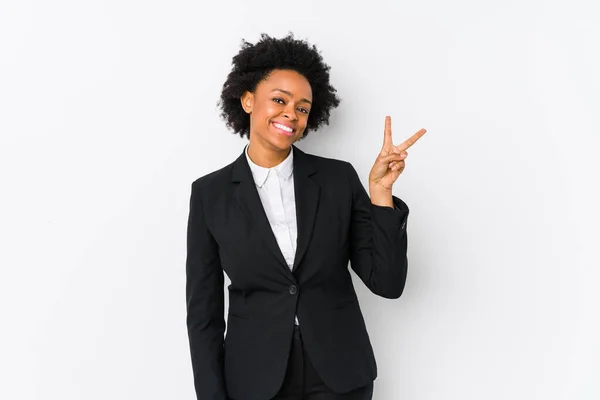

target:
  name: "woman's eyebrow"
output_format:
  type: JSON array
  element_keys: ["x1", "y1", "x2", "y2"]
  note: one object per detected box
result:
[{"x1": 270, "y1": 88, "x2": 312, "y2": 104}]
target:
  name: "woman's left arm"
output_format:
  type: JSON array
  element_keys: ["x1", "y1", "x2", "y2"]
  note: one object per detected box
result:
[{"x1": 347, "y1": 116, "x2": 426, "y2": 298}]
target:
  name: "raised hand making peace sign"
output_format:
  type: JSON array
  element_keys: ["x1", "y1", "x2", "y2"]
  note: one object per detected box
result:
[{"x1": 369, "y1": 116, "x2": 427, "y2": 192}]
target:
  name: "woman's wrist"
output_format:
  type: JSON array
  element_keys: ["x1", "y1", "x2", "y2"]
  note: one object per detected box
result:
[{"x1": 369, "y1": 186, "x2": 394, "y2": 208}]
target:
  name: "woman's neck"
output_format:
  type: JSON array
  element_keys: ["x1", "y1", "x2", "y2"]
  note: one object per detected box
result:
[{"x1": 247, "y1": 138, "x2": 291, "y2": 168}]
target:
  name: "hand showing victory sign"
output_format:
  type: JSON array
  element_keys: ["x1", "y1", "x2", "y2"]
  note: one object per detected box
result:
[{"x1": 369, "y1": 116, "x2": 427, "y2": 192}]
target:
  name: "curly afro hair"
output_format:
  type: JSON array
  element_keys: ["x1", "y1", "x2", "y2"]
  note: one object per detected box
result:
[{"x1": 219, "y1": 33, "x2": 341, "y2": 139}]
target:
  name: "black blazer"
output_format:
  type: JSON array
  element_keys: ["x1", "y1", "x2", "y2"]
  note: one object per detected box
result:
[{"x1": 186, "y1": 145, "x2": 409, "y2": 400}]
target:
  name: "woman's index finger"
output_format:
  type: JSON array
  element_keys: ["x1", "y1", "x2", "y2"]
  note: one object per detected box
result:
[{"x1": 396, "y1": 128, "x2": 427, "y2": 151}]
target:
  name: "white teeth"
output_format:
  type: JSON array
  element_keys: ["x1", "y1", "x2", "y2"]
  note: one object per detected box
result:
[{"x1": 273, "y1": 123, "x2": 293, "y2": 133}]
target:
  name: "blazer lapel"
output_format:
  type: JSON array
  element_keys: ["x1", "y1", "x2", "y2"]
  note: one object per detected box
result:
[
  {"x1": 231, "y1": 150, "x2": 289, "y2": 272},
  {"x1": 291, "y1": 145, "x2": 320, "y2": 273},
  {"x1": 230, "y1": 145, "x2": 320, "y2": 275}
]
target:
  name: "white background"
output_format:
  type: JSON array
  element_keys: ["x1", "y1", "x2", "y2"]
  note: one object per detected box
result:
[{"x1": 1, "y1": 0, "x2": 598, "y2": 399}]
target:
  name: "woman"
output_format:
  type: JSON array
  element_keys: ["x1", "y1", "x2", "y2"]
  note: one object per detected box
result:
[{"x1": 186, "y1": 33, "x2": 426, "y2": 400}]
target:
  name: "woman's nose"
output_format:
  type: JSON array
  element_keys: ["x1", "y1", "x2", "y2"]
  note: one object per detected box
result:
[{"x1": 283, "y1": 104, "x2": 298, "y2": 120}]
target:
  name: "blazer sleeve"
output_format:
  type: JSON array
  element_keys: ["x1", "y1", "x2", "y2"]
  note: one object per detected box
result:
[
  {"x1": 346, "y1": 162, "x2": 410, "y2": 299},
  {"x1": 186, "y1": 181, "x2": 227, "y2": 399}
]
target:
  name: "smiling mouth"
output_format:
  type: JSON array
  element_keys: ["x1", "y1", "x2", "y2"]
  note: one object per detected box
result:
[{"x1": 271, "y1": 122, "x2": 295, "y2": 136}]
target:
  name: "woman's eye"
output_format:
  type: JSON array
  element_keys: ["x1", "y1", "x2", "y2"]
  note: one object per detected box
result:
[
  {"x1": 273, "y1": 97, "x2": 284, "y2": 104},
  {"x1": 298, "y1": 108, "x2": 309, "y2": 114}
]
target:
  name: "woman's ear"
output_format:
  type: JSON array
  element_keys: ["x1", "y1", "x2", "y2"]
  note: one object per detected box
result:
[{"x1": 240, "y1": 91, "x2": 254, "y2": 114}]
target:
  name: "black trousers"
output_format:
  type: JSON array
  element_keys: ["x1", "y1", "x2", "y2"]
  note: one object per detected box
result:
[{"x1": 272, "y1": 325, "x2": 374, "y2": 400}]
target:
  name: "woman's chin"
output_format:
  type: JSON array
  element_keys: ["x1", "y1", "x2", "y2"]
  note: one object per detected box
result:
[{"x1": 268, "y1": 134, "x2": 296, "y2": 150}]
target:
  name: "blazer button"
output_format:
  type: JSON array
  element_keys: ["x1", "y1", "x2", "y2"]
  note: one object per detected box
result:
[{"x1": 289, "y1": 285, "x2": 298, "y2": 295}]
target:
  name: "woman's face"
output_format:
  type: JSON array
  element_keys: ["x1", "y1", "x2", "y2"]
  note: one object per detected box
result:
[{"x1": 241, "y1": 69, "x2": 313, "y2": 152}]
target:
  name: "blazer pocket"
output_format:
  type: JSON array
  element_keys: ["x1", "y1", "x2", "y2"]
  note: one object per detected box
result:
[
  {"x1": 332, "y1": 296, "x2": 359, "y2": 309},
  {"x1": 228, "y1": 310, "x2": 252, "y2": 319}
]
